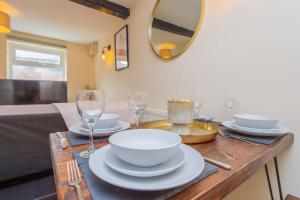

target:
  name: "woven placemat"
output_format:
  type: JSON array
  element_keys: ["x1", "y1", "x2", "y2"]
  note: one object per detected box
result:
[{"x1": 66, "y1": 132, "x2": 108, "y2": 146}]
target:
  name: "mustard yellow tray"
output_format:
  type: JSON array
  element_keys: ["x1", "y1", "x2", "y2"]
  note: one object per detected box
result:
[{"x1": 142, "y1": 120, "x2": 218, "y2": 144}]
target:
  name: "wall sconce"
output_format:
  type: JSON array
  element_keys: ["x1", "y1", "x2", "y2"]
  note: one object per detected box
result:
[
  {"x1": 157, "y1": 43, "x2": 176, "y2": 59},
  {"x1": 159, "y1": 49, "x2": 172, "y2": 59},
  {"x1": 102, "y1": 45, "x2": 111, "y2": 60}
]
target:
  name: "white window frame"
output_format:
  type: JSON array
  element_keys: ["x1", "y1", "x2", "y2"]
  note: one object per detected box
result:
[{"x1": 7, "y1": 39, "x2": 67, "y2": 81}]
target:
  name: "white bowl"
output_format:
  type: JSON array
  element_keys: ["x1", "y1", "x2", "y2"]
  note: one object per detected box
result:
[
  {"x1": 233, "y1": 114, "x2": 279, "y2": 129},
  {"x1": 109, "y1": 129, "x2": 182, "y2": 167},
  {"x1": 82, "y1": 113, "x2": 120, "y2": 129}
]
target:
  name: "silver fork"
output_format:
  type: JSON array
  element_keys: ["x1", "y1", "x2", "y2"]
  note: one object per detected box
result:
[{"x1": 67, "y1": 160, "x2": 84, "y2": 200}]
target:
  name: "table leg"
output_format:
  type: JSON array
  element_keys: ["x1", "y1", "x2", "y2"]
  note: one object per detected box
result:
[
  {"x1": 265, "y1": 164, "x2": 274, "y2": 200},
  {"x1": 265, "y1": 157, "x2": 284, "y2": 200},
  {"x1": 274, "y1": 157, "x2": 283, "y2": 200}
]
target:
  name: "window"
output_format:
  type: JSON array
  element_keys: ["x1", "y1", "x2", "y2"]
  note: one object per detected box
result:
[{"x1": 7, "y1": 39, "x2": 67, "y2": 81}]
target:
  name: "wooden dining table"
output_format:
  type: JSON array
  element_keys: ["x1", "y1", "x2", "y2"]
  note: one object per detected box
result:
[{"x1": 49, "y1": 130, "x2": 293, "y2": 200}]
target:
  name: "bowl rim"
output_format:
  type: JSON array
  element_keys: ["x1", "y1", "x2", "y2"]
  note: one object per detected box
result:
[
  {"x1": 233, "y1": 114, "x2": 278, "y2": 121},
  {"x1": 109, "y1": 129, "x2": 182, "y2": 150}
]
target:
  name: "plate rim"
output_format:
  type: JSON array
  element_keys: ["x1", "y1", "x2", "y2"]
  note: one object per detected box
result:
[
  {"x1": 89, "y1": 144, "x2": 205, "y2": 191},
  {"x1": 70, "y1": 121, "x2": 130, "y2": 137},
  {"x1": 104, "y1": 146, "x2": 186, "y2": 177},
  {"x1": 80, "y1": 123, "x2": 121, "y2": 132},
  {"x1": 231, "y1": 121, "x2": 280, "y2": 132}
]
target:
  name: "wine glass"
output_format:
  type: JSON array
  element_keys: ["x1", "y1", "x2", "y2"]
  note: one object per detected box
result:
[
  {"x1": 192, "y1": 93, "x2": 205, "y2": 119},
  {"x1": 224, "y1": 92, "x2": 236, "y2": 119},
  {"x1": 128, "y1": 91, "x2": 148, "y2": 128},
  {"x1": 76, "y1": 90, "x2": 105, "y2": 158}
]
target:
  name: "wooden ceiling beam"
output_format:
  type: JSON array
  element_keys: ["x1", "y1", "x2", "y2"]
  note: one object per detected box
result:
[
  {"x1": 152, "y1": 18, "x2": 194, "y2": 38},
  {"x1": 70, "y1": 0, "x2": 130, "y2": 19}
]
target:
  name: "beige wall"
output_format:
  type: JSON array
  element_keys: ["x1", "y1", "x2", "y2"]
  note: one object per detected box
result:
[
  {"x1": 0, "y1": 31, "x2": 95, "y2": 101},
  {"x1": 95, "y1": 0, "x2": 300, "y2": 199},
  {"x1": 0, "y1": 34, "x2": 6, "y2": 77}
]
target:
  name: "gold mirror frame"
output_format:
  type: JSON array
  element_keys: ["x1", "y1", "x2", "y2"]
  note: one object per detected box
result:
[{"x1": 148, "y1": 0, "x2": 205, "y2": 60}]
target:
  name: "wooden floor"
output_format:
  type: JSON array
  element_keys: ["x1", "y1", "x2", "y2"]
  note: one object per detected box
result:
[{"x1": 286, "y1": 195, "x2": 300, "y2": 200}]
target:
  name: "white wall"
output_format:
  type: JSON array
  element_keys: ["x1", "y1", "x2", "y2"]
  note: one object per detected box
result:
[{"x1": 95, "y1": 0, "x2": 300, "y2": 199}]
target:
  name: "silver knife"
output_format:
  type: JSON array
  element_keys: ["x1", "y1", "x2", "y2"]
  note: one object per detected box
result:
[{"x1": 56, "y1": 132, "x2": 69, "y2": 149}]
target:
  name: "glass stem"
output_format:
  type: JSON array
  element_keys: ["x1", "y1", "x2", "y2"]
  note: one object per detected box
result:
[
  {"x1": 135, "y1": 113, "x2": 142, "y2": 128},
  {"x1": 88, "y1": 123, "x2": 95, "y2": 153},
  {"x1": 194, "y1": 108, "x2": 200, "y2": 118}
]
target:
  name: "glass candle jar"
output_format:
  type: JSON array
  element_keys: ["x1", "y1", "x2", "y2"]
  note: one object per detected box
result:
[{"x1": 168, "y1": 99, "x2": 194, "y2": 124}]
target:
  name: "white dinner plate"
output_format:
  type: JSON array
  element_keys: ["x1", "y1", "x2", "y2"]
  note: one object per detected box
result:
[
  {"x1": 104, "y1": 146, "x2": 186, "y2": 177},
  {"x1": 231, "y1": 121, "x2": 280, "y2": 132},
  {"x1": 223, "y1": 121, "x2": 290, "y2": 137},
  {"x1": 89, "y1": 144, "x2": 205, "y2": 191},
  {"x1": 80, "y1": 124, "x2": 121, "y2": 133},
  {"x1": 70, "y1": 121, "x2": 130, "y2": 137}
]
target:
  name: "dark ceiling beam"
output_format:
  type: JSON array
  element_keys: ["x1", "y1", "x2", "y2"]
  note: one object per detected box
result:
[
  {"x1": 69, "y1": 0, "x2": 130, "y2": 19},
  {"x1": 152, "y1": 18, "x2": 194, "y2": 38}
]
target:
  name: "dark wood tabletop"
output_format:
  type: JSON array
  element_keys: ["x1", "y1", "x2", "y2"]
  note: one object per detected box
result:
[{"x1": 50, "y1": 132, "x2": 293, "y2": 200}]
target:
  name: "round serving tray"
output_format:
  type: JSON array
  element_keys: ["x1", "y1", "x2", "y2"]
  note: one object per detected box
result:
[{"x1": 142, "y1": 120, "x2": 218, "y2": 144}]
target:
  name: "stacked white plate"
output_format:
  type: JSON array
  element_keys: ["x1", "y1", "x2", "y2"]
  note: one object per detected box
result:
[
  {"x1": 223, "y1": 114, "x2": 290, "y2": 137},
  {"x1": 89, "y1": 129, "x2": 205, "y2": 191},
  {"x1": 70, "y1": 114, "x2": 130, "y2": 137}
]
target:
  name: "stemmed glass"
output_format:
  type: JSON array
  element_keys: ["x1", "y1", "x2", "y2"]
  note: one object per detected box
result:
[
  {"x1": 128, "y1": 91, "x2": 148, "y2": 128},
  {"x1": 192, "y1": 93, "x2": 205, "y2": 119},
  {"x1": 224, "y1": 93, "x2": 235, "y2": 119},
  {"x1": 76, "y1": 90, "x2": 105, "y2": 158}
]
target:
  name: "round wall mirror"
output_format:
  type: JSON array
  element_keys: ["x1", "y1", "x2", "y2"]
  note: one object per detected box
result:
[{"x1": 149, "y1": 0, "x2": 205, "y2": 59}]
